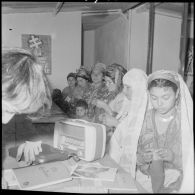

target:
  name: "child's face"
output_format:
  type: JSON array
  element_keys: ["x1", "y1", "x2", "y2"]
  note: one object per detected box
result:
[
  {"x1": 76, "y1": 106, "x2": 87, "y2": 118},
  {"x1": 67, "y1": 77, "x2": 76, "y2": 87},
  {"x1": 149, "y1": 86, "x2": 178, "y2": 115}
]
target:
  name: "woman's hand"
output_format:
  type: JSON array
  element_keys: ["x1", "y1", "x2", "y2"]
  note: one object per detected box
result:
[
  {"x1": 99, "y1": 113, "x2": 119, "y2": 127},
  {"x1": 156, "y1": 148, "x2": 174, "y2": 162},
  {"x1": 16, "y1": 141, "x2": 42, "y2": 164},
  {"x1": 92, "y1": 99, "x2": 113, "y2": 115}
]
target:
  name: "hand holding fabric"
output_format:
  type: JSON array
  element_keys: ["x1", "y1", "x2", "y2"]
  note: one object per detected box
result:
[{"x1": 156, "y1": 148, "x2": 174, "y2": 162}]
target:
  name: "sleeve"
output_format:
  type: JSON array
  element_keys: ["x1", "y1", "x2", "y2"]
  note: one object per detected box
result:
[
  {"x1": 14, "y1": 114, "x2": 39, "y2": 144},
  {"x1": 167, "y1": 118, "x2": 183, "y2": 170}
]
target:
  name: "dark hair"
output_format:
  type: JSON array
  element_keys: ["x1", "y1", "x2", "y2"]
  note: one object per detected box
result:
[
  {"x1": 67, "y1": 72, "x2": 76, "y2": 80},
  {"x1": 75, "y1": 99, "x2": 88, "y2": 110},
  {"x1": 148, "y1": 79, "x2": 178, "y2": 93}
]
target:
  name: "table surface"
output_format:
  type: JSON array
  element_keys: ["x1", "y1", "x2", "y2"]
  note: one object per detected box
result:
[
  {"x1": 2, "y1": 103, "x2": 147, "y2": 193},
  {"x1": 27, "y1": 102, "x2": 68, "y2": 123},
  {"x1": 3, "y1": 154, "x2": 147, "y2": 193}
]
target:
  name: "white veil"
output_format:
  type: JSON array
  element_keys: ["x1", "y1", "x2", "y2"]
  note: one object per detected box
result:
[{"x1": 108, "y1": 68, "x2": 148, "y2": 178}]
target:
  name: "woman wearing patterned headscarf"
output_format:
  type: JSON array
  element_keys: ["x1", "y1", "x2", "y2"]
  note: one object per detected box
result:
[
  {"x1": 94, "y1": 63, "x2": 127, "y2": 117},
  {"x1": 83, "y1": 62, "x2": 110, "y2": 120},
  {"x1": 136, "y1": 70, "x2": 194, "y2": 193}
]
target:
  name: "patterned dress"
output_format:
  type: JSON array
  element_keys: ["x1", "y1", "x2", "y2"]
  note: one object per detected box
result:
[
  {"x1": 83, "y1": 82, "x2": 117, "y2": 121},
  {"x1": 136, "y1": 108, "x2": 183, "y2": 190}
]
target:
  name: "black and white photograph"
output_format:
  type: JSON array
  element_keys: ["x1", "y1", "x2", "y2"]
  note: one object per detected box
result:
[{"x1": 2, "y1": 1, "x2": 194, "y2": 193}]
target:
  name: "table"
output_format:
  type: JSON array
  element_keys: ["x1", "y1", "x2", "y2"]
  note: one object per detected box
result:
[
  {"x1": 2, "y1": 103, "x2": 147, "y2": 193},
  {"x1": 3, "y1": 154, "x2": 147, "y2": 193},
  {"x1": 28, "y1": 102, "x2": 68, "y2": 124}
]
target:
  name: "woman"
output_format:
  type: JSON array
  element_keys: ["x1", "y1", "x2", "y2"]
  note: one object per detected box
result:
[
  {"x1": 2, "y1": 48, "x2": 52, "y2": 165},
  {"x1": 94, "y1": 63, "x2": 127, "y2": 117},
  {"x1": 83, "y1": 63, "x2": 110, "y2": 119},
  {"x1": 76, "y1": 66, "x2": 91, "y2": 98},
  {"x1": 101, "y1": 68, "x2": 148, "y2": 179},
  {"x1": 62, "y1": 72, "x2": 77, "y2": 102},
  {"x1": 61, "y1": 72, "x2": 84, "y2": 116},
  {"x1": 136, "y1": 70, "x2": 194, "y2": 193}
]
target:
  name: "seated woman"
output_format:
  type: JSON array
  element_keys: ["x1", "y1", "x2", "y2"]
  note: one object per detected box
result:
[
  {"x1": 93, "y1": 63, "x2": 127, "y2": 117},
  {"x1": 62, "y1": 72, "x2": 77, "y2": 102},
  {"x1": 61, "y1": 72, "x2": 83, "y2": 116},
  {"x1": 100, "y1": 69, "x2": 148, "y2": 177},
  {"x1": 136, "y1": 70, "x2": 194, "y2": 193},
  {"x1": 84, "y1": 62, "x2": 114, "y2": 120},
  {"x1": 76, "y1": 66, "x2": 91, "y2": 97}
]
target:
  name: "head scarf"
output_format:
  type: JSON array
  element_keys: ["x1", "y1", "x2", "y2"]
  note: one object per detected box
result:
[
  {"x1": 108, "y1": 68, "x2": 148, "y2": 178},
  {"x1": 76, "y1": 67, "x2": 91, "y2": 82},
  {"x1": 92, "y1": 62, "x2": 106, "y2": 74},
  {"x1": 148, "y1": 70, "x2": 194, "y2": 193},
  {"x1": 105, "y1": 63, "x2": 127, "y2": 92},
  {"x1": 67, "y1": 72, "x2": 76, "y2": 80}
]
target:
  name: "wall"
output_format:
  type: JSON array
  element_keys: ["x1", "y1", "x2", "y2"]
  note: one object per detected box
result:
[
  {"x1": 2, "y1": 12, "x2": 81, "y2": 90},
  {"x1": 152, "y1": 14, "x2": 182, "y2": 72},
  {"x1": 83, "y1": 30, "x2": 95, "y2": 70},
  {"x1": 128, "y1": 9, "x2": 149, "y2": 71},
  {"x1": 128, "y1": 8, "x2": 183, "y2": 73},
  {"x1": 94, "y1": 15, "x2": 129, "y2": 69}
]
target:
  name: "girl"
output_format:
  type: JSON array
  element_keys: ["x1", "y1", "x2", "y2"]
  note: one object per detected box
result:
[{"x1": 136, "y1": 70, "x2": 194, "y2": 193}]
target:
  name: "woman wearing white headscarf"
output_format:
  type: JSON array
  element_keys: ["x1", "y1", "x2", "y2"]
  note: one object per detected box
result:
[
  {"x1": 101, "y1": 68, "x2": 148, "y2": 178},
  {"x1": 136, "y1": 70, "x2": 194, "y2": 193}
]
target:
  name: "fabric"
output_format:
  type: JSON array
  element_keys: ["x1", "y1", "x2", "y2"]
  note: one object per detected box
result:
[
  {"x1": 92, "y1": 62, "x2": 106, "y2": 73},
  {"x1": 83, "y1": 82, "x2": 110, "y2": 120},
  {"x1": 76, "y1": 67, "x2": 91, "y2": 82},
  {"x1": 137, "y1": 109, "x2": 182, "y2": 171},
  {"x1": 136, "y1": 168, "x2": 181, "y2": 193},
  {"x1": 2, "y1": 114, "x2": 38, "y2": 161},
  {"x1": 108, "y1": 68, "x2": 148, "y2": 178},
  {"x1": 105, "y1": 63, "x2": 127, "y2": 95},
  {"x1": 109, "y1": 92, "x2": 128, "y2": 116},
  {"x1": 138, "y1": 70, "x2": 194, "y2": 193}
]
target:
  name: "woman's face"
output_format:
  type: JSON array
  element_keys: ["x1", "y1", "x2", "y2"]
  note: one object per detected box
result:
[
  {"x1": 105, "y1": 76, "x2": 117, "y2": 92},
  {"x1": 67, "y1": 77, "x2": 76, "y2": 88},
  {"x1": 77, "y1": 77, "x2": 88, "y2": 88},
  {"x1": 91, "y1": 70, "x2": 103, "y2": 84},
  {"x1": 123, "y1": 84, "x2": 132, "y2": 100},
  {"x1": 149, "y1": 86, "x2": 178, "y2": 115}
]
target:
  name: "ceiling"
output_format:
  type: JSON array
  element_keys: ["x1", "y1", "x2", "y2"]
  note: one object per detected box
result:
[
  {"x1": 2, "y1": 2, "x2": 193, "y2": 30},
  {"x1": 2, "y1": 2, "x2": 142, "y2": 30}
]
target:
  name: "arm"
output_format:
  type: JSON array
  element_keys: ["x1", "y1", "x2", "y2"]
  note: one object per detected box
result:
[
  {"x1": 99, "y1": 113, "x2": 119, "y2": 128},
  {"x1": 94, "y1": 99, "x2": 113, "y2": 116}
]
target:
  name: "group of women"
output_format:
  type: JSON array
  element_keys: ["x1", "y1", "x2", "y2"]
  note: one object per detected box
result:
[{"x1": 2, "y1": 47, "x2": 194, "y2": 193}]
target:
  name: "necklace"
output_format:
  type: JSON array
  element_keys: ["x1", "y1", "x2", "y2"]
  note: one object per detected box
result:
[{"x1": 158, "y1": 114, "x2": 174, "y2": 122}]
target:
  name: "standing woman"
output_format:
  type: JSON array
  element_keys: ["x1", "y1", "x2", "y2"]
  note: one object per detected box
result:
[
  {"x1": 2, "y1": 48, "x2": 52, "y2": 164},
  {"x1": 136, "y1": 70, "x2": 194, "y2": 193}
]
